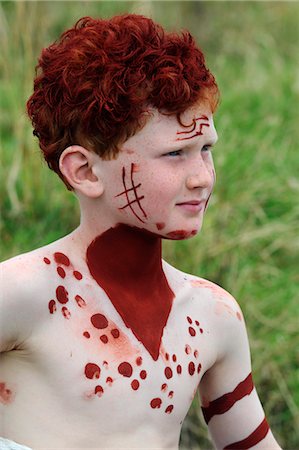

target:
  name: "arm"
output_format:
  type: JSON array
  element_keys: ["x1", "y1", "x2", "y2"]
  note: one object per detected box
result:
[{"x1": 199, "y1": 295, "x2": 282, "y2": 449}]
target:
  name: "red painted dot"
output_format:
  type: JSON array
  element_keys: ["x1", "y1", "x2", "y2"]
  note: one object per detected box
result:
[
  {"x1": 189, "y1": 327, "x2": 196, "y2": 337},
  {"x1": 73, "y1": 270, "x2": 83, "y2": 280},
  {"x1": 188, "y1": 361, "x2": 195, "y2": 376},
  {"x1": 165, "y1": 353, "x2": 169, "y2": 361},
  {"x1": 43, "y1": 257, "x2": 51, "y2": 264},
  {"x1": 131, "y1": 379, "x2": 140, "y2": 390},
  {"x1": 200, "y1": 328, "x2": 204, "y2": 334},
  {"x1": 75, "y1": 295, "x2": 86, "y2": 308},
  {"x1": 100, "y1": 335, "x2": 108, "y2": 344},
  {"x1": 118, "y1": 362, "x2": 133, "y2": 377},
  {"x1": 62, "y1": 306, "x2": 71, "y2": 319},
  {"x1": 48, "y1": 299, "x2": 56, "y2": 314},
  {"x1": 177, "y1": 365, "x2": 182, "y2": 374},
  {"x1": 106, "y1": 377, "x2": 113, "y2": 385},
  {"x1": 136, "y1": 356, "x2": 143, "y2": 366},
  {"x1": 164, "y1": 367, "x2": 173, "y2": 379},
  {"x1": 185, "y1": 344, "x2": 191, "y2": 355},
  {"x1": 103, "y1": 361, "x2": 108, "y2": 367},
  {"x1": 140, "y1": 370, "x2": 147, "y2": 380},
  {"x1": 187, "y1": 316, "x2": 192, "y2": 324},
  {"x1": 150, "y1": 398, "x2": 162, "y2": 409},
  {"x1": 194, "y1": 350, "x2": 199, "y2": 358},
  {"x1": 57, "y1": 266, "x2": 66, "y2": 278},
  {"x1": 161, "y1": 383, "x2": 168, "y2": 392},
  {"x1": 168, "y1": 391, "x2": 174, "y2": 398},
  {"x1": 172, "y1": 354, "x2": 177, "y2": 362},
  {"x1": 85, "y1": 363, "x2": 101, "y2": 379},
  {"x1": 111, "y1": 329, "x2": 120, "y2": 339},
  {"x1": 165, "y1": 405, "x2": 174, "y2": 414},
  {"x1": 83, "y1": 331, "x2": 90, "y2": 339},
  {"x1": 56, "y1": 285, "x2": 69, "y2": 304},
  {"x1": 156, "y1": 222, "x2": 165, "y2": 230},
  {"x1": 197, "y1": 363, "x2": 202, "y2": 374},
  {"x1": 91, "y1": 313, "x2": 108, "y2": 329},
  {"x1": 195, "y1": 320, "x2": 200, "y2": 326},
  {"x1": 54, "y1": 252, "x2": 70, "y2": 266},
  {"x1": 94, "y1": 385, "x2": 104, "y2": 396}
]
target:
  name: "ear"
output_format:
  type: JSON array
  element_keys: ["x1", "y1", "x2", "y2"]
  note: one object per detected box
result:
[{"x1": 59, "y1": 146, "x2": 104, "y2": 198}]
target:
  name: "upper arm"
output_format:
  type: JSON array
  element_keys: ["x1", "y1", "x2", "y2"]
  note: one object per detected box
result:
[{"x1": 198, "y1": 291, "x2": 281, "y2": 449}]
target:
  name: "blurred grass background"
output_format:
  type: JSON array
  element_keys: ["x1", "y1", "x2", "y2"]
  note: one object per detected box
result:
[{"x1": 1, "y1": 1, "x2": 298, "y2": 448}]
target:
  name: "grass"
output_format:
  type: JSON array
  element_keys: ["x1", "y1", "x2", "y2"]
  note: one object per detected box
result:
[{"x1": 1, "y1": 2, "x2": 299, "y2": 449}]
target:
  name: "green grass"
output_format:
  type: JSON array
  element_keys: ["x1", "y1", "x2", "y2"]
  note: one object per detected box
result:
[{"x1": 1, "y1": 2, "x2": 299, "y2": 448}]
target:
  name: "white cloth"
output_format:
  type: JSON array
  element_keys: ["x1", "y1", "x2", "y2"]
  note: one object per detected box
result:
[{"x1": 0, "y1": 438, "x2": 32, "y2": 450}]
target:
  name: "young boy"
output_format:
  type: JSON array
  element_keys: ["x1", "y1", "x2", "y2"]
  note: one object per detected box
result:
[{"x1": 0, "y1": 14, "x2": 281, "y2": 450}]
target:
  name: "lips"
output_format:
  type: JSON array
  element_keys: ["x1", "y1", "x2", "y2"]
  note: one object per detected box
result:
[{"x1": 176, "y1": 200, "x2": 206, "y2": 213}]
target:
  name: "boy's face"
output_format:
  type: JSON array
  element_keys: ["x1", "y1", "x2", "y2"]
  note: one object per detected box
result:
[{"x1": 97, "y1": 104, "x2": 218, "y2": 239}]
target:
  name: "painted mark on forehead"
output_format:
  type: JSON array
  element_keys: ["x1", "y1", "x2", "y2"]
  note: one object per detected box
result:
[
  {"x1": 176, "y1": 115, "x2": 210, "y2": 141},
  {"x1": 115, "y1": 163, "x2": 148, "y2": 223}
]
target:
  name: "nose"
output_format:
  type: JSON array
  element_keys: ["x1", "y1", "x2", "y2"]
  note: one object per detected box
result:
[{"x1": 186, "y1": 160, "x2": 215, "y2": 190}]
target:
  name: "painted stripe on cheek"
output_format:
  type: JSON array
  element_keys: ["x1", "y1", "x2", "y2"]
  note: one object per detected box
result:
[
  {"x1": 223, "y1": 417, "x2": 270, "y2": 449},
  {"x1": 202, "y1": 373, "x2": 254, "y2": 424}
]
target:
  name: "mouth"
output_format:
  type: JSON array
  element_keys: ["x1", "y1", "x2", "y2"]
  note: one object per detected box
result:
[{"x1": 176, "y1": 200, "x2": 206, "y2": 213}]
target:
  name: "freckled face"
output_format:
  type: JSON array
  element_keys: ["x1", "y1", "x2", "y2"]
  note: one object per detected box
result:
[{"x1": 99, "y1": 105, "x2": 218, "y2": 239}]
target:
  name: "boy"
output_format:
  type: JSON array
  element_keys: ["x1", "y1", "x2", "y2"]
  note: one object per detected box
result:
[{"x1": 0, "y1": 14, "x2": 281, "y2": 450}]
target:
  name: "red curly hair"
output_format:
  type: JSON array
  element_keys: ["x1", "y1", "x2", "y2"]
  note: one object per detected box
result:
[{"x1": 27, "y1": 14, "x2": 219, "y2": 188}]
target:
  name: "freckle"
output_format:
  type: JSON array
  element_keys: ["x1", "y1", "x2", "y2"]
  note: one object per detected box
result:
[
  {"x1": 73, "y1": 270, "x2": 83, "y2": 280},
  {"x1": 164, "y1": 367, "x2": 173, "y2": 379},
  {"x1": 177, "y1": 365, "x2": 182, "y2": 374},
  {"x1": 165, "y1": 405, "x2": 174, "y2": 414},
  {"x1": 56, "y1": 285, "x2": 69, "y2": 304},
  {"x1": 140, "y1": 370, "x2": 147, "y2": 380},
  {"x1": 106, "y1": 377, "x2": 113, "y2": 385},
  {"x1": 85, "y1": 363, "x2": 101, "y2": 379},
  {"x1": 197, "y1": 363, "x2": 202, "y2": 374},
  {"x1": 156, "y1": 222, "x2": 165, "y2": 230},
  {"x1": 118, "y1": 362, "x2": 133, "y2": 378},
  {"x1": 100, "y1": 335, "x2": 108, "y2": 344},
  {"x1": 187, "y1": 316, "x2": 192, "y2": 324},
  {"x1": 111, "y1": 329, "x2": 120, "y2": 339},
  {"x1": 236, "y1": 311, "x2": 242, "y2": 321},
  {"x1": 54, "y1": 252, "x2": 70, "y2": 266},
  {"x1": 43, "y1": 257, "x2": 51, "y2": 264},
  {"x1": 131, "y1": 379, "x2": 140, "y2": 390},
  {"x1": 161, "y1": 383, "x2": 168, "y2": 392},
  {"x1": 62, "y1": 306, "x2": 71, "y2": 319},
  {"x1": 95, "y1": 385, "x2": 104, "y2": 397},
  {"x1": 195, "y1": 320, "x2": 200, "y2": 326},
  {"x1": 136, "y1": 356, "x2": 142, "y2": 366},
  {"x1": 57, "y1": 266, "x2": 66, "y2": 278},
  {"x1": 168, "y1": 391, "x2": 174, "y2": 398},
  {"x1": 185, "y1": 344, "x2": 191, "y2": 355},
  {"x1": 189, "y1": 327, "x2": 196, "y2": 337},
  {"x1": 83, "y1": 331, "x2": 90, "y2": 339},
  {"x1": 91, "y1": 313, "x2": 108, "y2": 329},
  {"x1": 48, "y1": 299, "x2": 56, "y2": 314},
  {"x1": 200, "y1": 328, "x2": 204, "y2": 334},
  {"x1": 194, "y1": 350, "x2": 199, "y2": 358},
  {"x1": 172, "y1": 354, "x2": 177, "y2": 362},
  {"x1": 188, "y1": 361, "x2": 195, "y2": 376},
  {"x1": 75, "y1": 294, "x2": 86, "y2": 307},
  {"x1": 150, "y1": 398, "x2": 162, "y2": 409}
]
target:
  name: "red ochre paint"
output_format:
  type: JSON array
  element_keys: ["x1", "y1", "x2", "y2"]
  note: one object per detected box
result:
[
  {"x1": 57, "y1": 266, "x2": 66, "y2": 278},
  {"x1": 200, "y1": 328, "x2": 204, "y2": 334},
  {"x1": 106, "y1": 377, "x2": 113, "y2": 385},
  {"x1": 195, "y1": 320, "x2": 200, "y2": 326},
  {"x1": 165, "y1": 405, "x2": 174, "y2": 414},
  {"x1": 75, "y1": 294, "x2": 86, "y2": 308},
  {"x1": 118, "y1": 362, "x2": 133, "y2": 377},
  {"x1": 185, "y1": 344, "x2": 191, "y2": 355},
  {"x1": 86, "y1": 224, "x2": 174, "y2": 360},
  {"x1": 194, "y1": 350, "x2": 199, "y2": 358},
  {"x1": 91, "y1": 313, "x2": 108, "y2": 329},
  {"x1": 95, "y1": 385, "x2": 104, "y2": 397},
  {"x1": 73, "y1": 270, "x2": 83, "y2": 280},
  {"x1": 161, "y1": 383, "x2": 167, "y2": 392},
  {"x1": 188, "y1": 362, "x2": 195, "y2": 376},
  {"x1": 54, "y1": 252, "x2": 70, "y2": 266},
  {"x1": 100, "y1": 335, "x2": 108, "y2": 344},
  {"x1": 131, "y1": 379, "x2": 140, "y2": 390},
  {"x1": 165, "y1": 367, "x2": 173, "y2": 379},
  {"x1": 168, "y1": 391, "x2": 174, "y2": 398},
  {"x1": 177, "y1": 365, "x2": 182, "y2": 374},
  {"x1": 136, "y1": 356, "x2": 143, "y2": 366},
  {"x1": 56, "y1": 285, "x2": 69, "y2": 304},
  {"x1": 111, "y1": 328, "x2": 120, "y2": 338},
  {"x1": 187, "y1": 316, "x2": 192, "y2": 324},
  {"x1": 0, "y1": 382, "x2": 13, "y2": 405},
  {"x1": 43, "y1": 257, "x2": 51, "y2": 264},
  {"x1": 48, "y1": 300, "x2": 56, "y2": 314},
  {"x1": 172, "y1": 354, "x2": 177, "y2": 362},
  {"x1": 62, "y1": 306, "x2": 71, "y2": 319},
  {"x1": 85, "y1": 363, "x2": 101, "y2": 379},
  {"x1": 197, "y1": 363, "x2": 202, "y2": 374},
  {"x1": 202, "y1": 373, "x2": 254, "y2": 424},
  {"x1": 140, "y1": 370, "x2": 147, "y2": 380},
  {"x1": 224, "y1": 417, "x2": 269, "y2": 449},
  {"x1": 83, "y1": 331, "x2": 90, "y2": 339},
  {"x1": 150, "y1": 398, "x2": 162, "y2": 409},
  {"x1": 156, "y1": 222, "x2": 165, "y2": 230},
  {"x1": 189, "y1": 327, "x2": 196, "y2": 337}
]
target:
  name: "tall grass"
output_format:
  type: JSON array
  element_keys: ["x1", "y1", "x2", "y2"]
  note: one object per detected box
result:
[{"x1": 1, "y1": 2, "x2": 298, "y2": 448}]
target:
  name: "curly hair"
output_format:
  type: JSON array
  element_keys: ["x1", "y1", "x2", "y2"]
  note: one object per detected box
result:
[{"x1": 27, "y1": 14, "x2": 219, "y2": 188}]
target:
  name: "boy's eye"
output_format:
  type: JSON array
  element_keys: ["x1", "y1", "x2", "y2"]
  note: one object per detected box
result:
[
  {"x1": 165, "y1": 149, "x2": 183, "y2": 157},
  {"x1": 202, "y1": 144, "x2": 212, "y2": 152}
]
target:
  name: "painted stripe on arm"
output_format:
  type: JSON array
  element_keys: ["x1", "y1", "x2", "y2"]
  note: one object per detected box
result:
[
  {"x1": 202, "y1": 373, "x2": 254, "y2": 424},
  {"x1": 223, "y1": 417, "x2": 270, "y2": 449}
]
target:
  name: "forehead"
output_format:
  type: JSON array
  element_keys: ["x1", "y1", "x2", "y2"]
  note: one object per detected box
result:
[{"x1": 122, "y1": 104, "x2": 218, "y2": 151}]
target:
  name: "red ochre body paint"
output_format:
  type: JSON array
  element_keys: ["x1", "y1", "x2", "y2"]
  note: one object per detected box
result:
[
  {"x1": 85, "y1": 363, "x2": 101, "y2": 379},
  {"x1": 48, "y1": 300, "x2": 56, "y2": 314},
  {"x1": 140, "y1": 370, "x2": 147, "y2": 380},
  {"x1": 202, "y1": 373, "x2": 254, "y2": 424},
  {"x1": 164, "y1": 367, "x2": 173, "y2": 379},
  {"x1": 54, "y1": 252, "x2": 70, "y2": 266},
  {"x1": 56, "y1": 285, "x2": 69, "y2": 304},
  {"x1": 165, "y1": 404, "x2": 174, "y2": 414},
  {"x1": 86, "y1": 224, "x2": 174, "y2": 360},
  {"x1": 43, "y1": 257, "x2": 51, "y2": 264},
  {"x1": 75, "y1": 294, "x2": 86, "y2": 308},
  {"x1": 156, "y1": 222, "x2": 165, "y2": 230},
  {"x1": 0, "y1": 382, "x2": 14, "y2": 405},
  {"x1": 91, "y1": 313, "x2": 108, "y2": 329},
  {"x1": 118, "y1": 362, "x2": 133, "y2": 377},
  {"x1": 73, "y1": 270, "x2": 83, "y2": 280},
  {"x1": 188, "y1": 361, "x2": 195, "y2": 376},
  {"x1": 57, "y1": 266, "x2": 66, "y2": 278},
  {"x1": 150, "y1": 398, "x2": 162, "y2": 409},
  {"x1": 224, "y1": 417, "x2": 269, "y2": 449}
]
